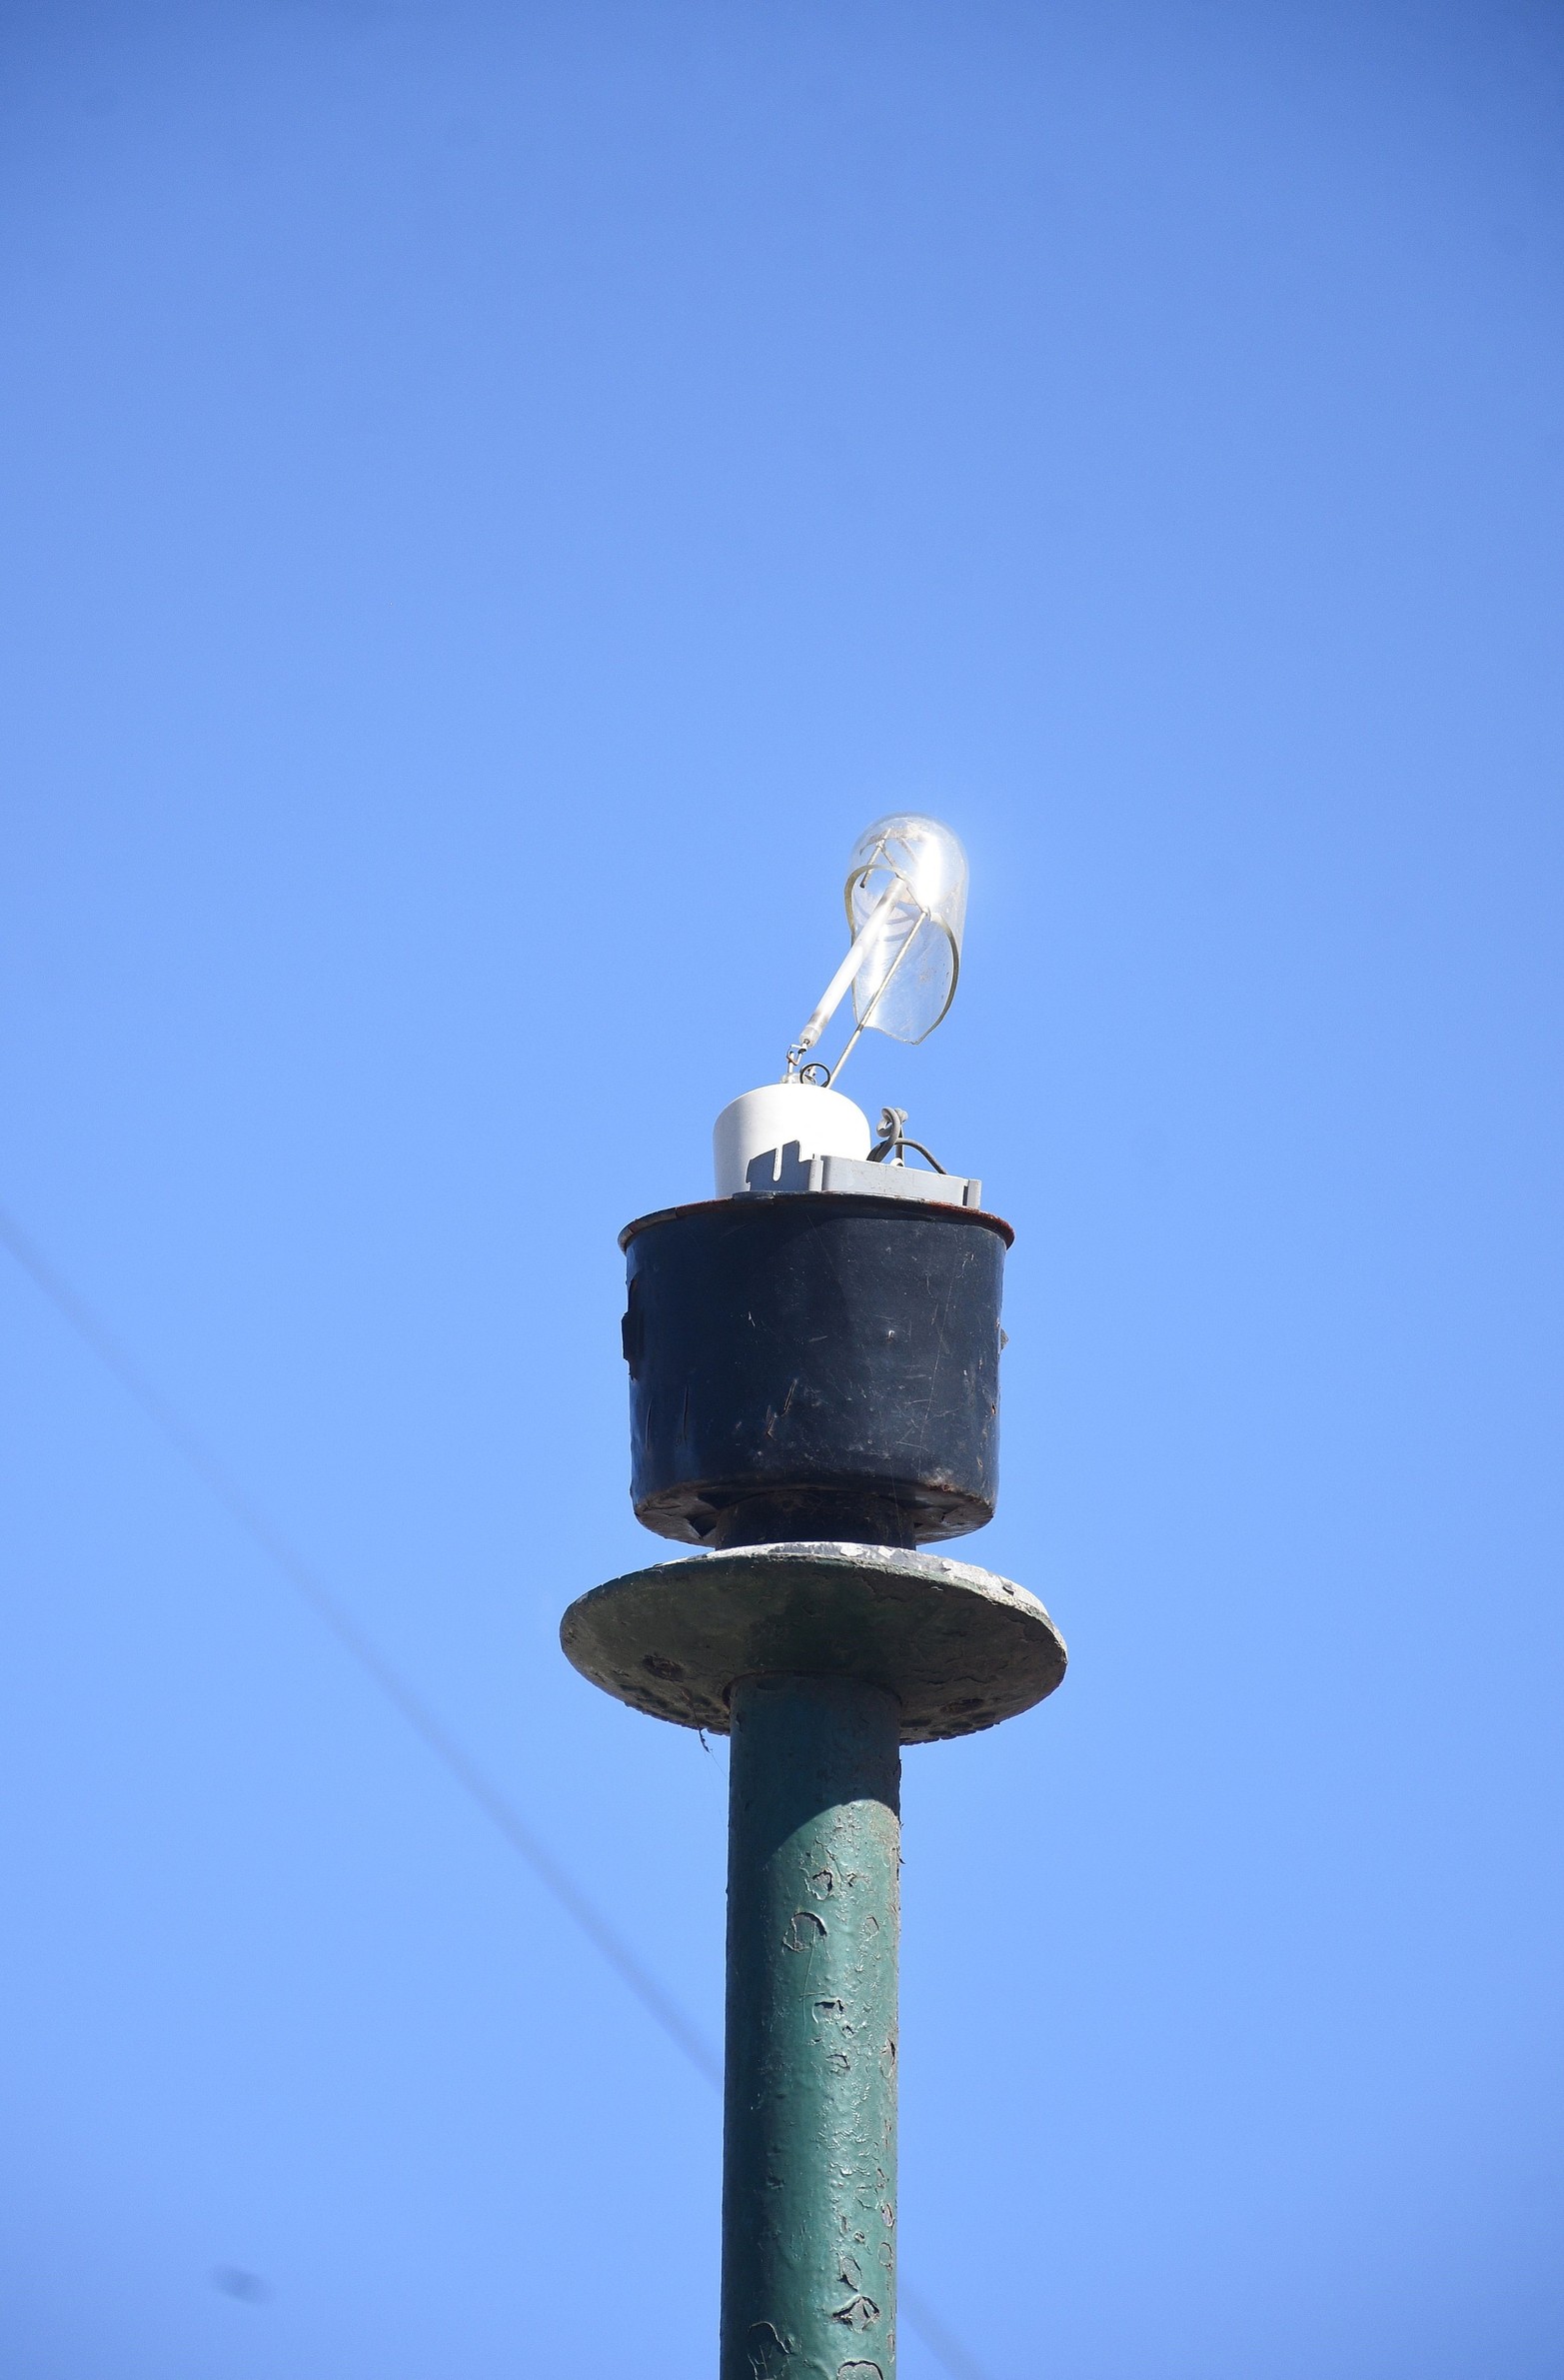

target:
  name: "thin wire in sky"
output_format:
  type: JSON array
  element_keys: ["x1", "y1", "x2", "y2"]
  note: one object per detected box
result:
[
  {"x1": 0, "y1": 1198, "x2": 719, "y2": 2084},
  {"x1": 0, "y1": 1198, "x2": 990, "y2": 2380}
]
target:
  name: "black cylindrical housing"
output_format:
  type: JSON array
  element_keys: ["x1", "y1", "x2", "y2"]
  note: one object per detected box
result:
[{"x1": 621, "y1": 1193, "x2": 1011, "y2": 1548}]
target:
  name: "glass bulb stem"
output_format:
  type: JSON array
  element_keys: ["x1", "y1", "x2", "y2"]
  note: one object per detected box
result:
[
  {"x1": 791, "y1": 879, "x2": 908, "y2": 1062},
  {"x1": 820, "y1": 908, "x2": 918, "y2": 1089}
]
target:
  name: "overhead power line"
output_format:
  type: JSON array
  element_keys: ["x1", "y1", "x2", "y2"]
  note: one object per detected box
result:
[
  {"x1": 0, "y1": 1201, "x2": 718, "y2": 2083},
  {"x1": 0, "y1": 1197, "x2": 990, "y2": 2380}
]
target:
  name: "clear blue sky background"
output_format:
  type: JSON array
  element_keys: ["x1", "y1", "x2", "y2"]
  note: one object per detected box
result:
[{"x1": 2, "y1": 6, "x2": 1561, "y2": 2375}]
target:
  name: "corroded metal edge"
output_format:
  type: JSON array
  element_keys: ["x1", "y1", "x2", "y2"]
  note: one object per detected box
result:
[
  {"x1": 560, "y1": 1541, "x2": 1066, "y2": 1746},
  {"x1": 618, "y1": 1190, "x2": 1015, "y2": 1251}
]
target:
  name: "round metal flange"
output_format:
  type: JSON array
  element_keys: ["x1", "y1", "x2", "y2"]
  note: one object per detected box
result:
[{"x1": 560, "y1": 1540, "x2": 1066, "y2": 1746}]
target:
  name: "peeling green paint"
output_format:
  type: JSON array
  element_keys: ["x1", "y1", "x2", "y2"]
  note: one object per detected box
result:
[{"x1": 721, "y1": 1675, "x2": 900, "y2": 2380}]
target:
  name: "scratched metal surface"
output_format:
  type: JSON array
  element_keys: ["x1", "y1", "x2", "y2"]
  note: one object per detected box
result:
[{"x1": 620, "y1": 1195, "x2": 1011, "y2": 1547}]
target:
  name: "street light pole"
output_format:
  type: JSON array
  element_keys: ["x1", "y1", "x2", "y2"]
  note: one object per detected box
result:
[{"x1": 561, "y1": 819, "x2": 1066, "y2": 2379}]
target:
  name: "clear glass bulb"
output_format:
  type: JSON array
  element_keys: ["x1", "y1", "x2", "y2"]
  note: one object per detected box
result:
[{"x1": 843, "y1": 814, "x2": 968, "y2": 1045}]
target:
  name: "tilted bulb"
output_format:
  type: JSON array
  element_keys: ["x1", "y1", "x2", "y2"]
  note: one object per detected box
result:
[
  {"x1": 842, "y1": 814, "x2": 967, "y2": 1046},
  {"x1": 788, "y1": 814, "x2": 968, "y2": 1080}
]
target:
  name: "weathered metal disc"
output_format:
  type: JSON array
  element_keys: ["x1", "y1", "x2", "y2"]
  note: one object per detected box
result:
[{"x1": 560, "y1": 1541, "x2": 1066, "y2": 1746}]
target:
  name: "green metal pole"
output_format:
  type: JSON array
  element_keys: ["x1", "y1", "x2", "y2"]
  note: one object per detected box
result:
[{"x1": 722, "y1": 1673, "x2": 901, "y2": 2380}]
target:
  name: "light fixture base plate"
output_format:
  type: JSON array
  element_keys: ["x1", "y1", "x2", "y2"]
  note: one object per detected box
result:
[{"x1": 561, "y1": 1541, "x2": 1066, "y2": 1745}]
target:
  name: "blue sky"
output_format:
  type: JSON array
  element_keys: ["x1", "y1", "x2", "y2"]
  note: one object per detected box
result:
[{"x1": 2, "y1": 5, "x2": 1561, "y2": 2375}]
